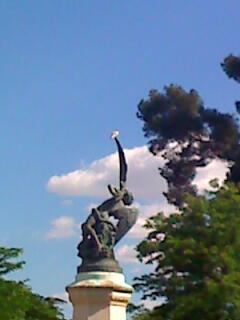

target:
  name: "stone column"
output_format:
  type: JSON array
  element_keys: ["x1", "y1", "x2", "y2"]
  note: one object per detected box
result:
[{"x1": 66, "y1": 272, "x2": 133, "y2": 320}]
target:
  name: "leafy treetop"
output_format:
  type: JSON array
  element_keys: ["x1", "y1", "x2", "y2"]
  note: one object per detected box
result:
[
  {"x1": 0, "y1": 246, "x2": 66, "y2": 320},
  {"x1": 133, "y1": 183, "x2": 240, "y2": 320}
]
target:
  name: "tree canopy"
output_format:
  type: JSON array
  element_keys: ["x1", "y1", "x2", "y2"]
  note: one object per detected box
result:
[
  {"x1": 0, "y1": 247, "x2": 66, "y2": 320},
  {"x1": 137, "y1": 85, "x2": 240, "y2": 207},
  {"x1": 221, "y1": 55, "x2": 240, "y2": 83},
  {"x1": 133, "y1": 183, "x2": 240, "y2": 320},
  {"x1": 132, "y1": 54, "x2": 240, "y2": 319}
]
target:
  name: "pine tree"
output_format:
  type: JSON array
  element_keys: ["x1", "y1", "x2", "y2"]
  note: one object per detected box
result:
[
  {"x1": 137, "y1": 85, "x2": 240, "y2": 207},
  {"x1": 221, "y1": 55, "x2": 240, "y2": 83}
]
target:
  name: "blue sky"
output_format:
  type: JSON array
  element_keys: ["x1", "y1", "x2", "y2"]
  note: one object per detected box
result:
[{"x1": 1, "y1": 0, "x2": 240, "y2": 317}]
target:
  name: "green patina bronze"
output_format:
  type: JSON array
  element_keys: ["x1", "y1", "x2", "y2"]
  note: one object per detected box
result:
[{"x1": 77, "y1": 134, "x2": 138, "y2": 273}]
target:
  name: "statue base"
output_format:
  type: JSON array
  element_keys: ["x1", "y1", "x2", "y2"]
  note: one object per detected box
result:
[
  {"x1": 66, "y1": 272, "x2": 133, "y2": 320},
  {"x1": 77, "y1": 257, "x2": 122, "y2": 273}
]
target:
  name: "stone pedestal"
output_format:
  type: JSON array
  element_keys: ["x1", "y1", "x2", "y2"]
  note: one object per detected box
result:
[{"x1": 66, "y1": 272, "x2": 133, "y2": 320}]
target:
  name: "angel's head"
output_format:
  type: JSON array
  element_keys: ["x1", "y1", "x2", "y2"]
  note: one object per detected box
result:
[{"x1": 122, "y1": 190, "x2": 134, "y2": 206}]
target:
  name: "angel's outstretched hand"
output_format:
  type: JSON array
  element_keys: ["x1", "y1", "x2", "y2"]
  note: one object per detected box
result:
[{"x1": 107, "y1": 184, "x2": 126, "y2": 199}]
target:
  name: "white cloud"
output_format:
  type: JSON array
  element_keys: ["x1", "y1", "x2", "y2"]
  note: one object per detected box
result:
[
  {"x1": 194, "y1": 158, "x2": 229, "y2": 192},
  {"x1": 143, "y1": 299, "x2": 160, "y2": 310},
  {"x1": 46, "y1": 147, "x2": 229, "y2": 242},
  {"x1": 126, "y1": 159, "x2": 228, "y2": 239},
  {"x1": 46, "y1": 217, "x2": 78, "y2": 239},
  {"x1": 115, "y1": 244, "x2": 138, "y2": 264},
  {"x1": 128, "y1": 202, "x2": 176, "y2": 239},
  {"x1": 47, "y1": 145, "x2": 228, "y2": 203},
  {"x1": 47, "y1": 146, "x2": 164, "y2": 201}
]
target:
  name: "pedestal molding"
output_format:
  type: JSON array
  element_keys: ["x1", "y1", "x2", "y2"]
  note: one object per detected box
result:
[{"x1": 67, "y1": 272, "x2": 133, "y2": 320}]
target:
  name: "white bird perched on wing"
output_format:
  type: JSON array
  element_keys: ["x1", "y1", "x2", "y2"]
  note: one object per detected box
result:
[{"x1": 111, "y1": 130, "x2": 119, "y2": 139}]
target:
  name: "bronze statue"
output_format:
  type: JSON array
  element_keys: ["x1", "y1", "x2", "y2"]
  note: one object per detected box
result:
[{"x1": 77, "y1": 132, "x2": 138, "y2": 273}]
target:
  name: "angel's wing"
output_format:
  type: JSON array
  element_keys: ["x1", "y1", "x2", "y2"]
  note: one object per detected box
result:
[{"x1": 114, "y1": 136, "x2": 127, "y2": 188}]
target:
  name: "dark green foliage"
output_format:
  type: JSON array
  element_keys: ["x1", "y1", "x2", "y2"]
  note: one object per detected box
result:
[
  {"x1": 221, "y1": 55, "x2": 240, "y2": 83},
  {"x1": 0, "y1": 247, "x2": 66, "y2": 320},
  {"x1": 134, "y1": 184, "x2": 240, "y2": 320},
  {"x1": 127, "y1": 302, "x2": 150, "y2": 319},
  {"x1": 221, "y1": 54, "x2": 240, "y2": 119},
  {"x1": 24, "y1": 294, "x2": 66, "y2": 320},
  {"x1": 137, "y1": 87, "x2": 204, "y2": 142},
  {"x1": 0, "y1": 247, "x2": 25, "y2": 275},
  {"x1": 137, "y1": 85, "x2": 240, "y2": 206}
]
